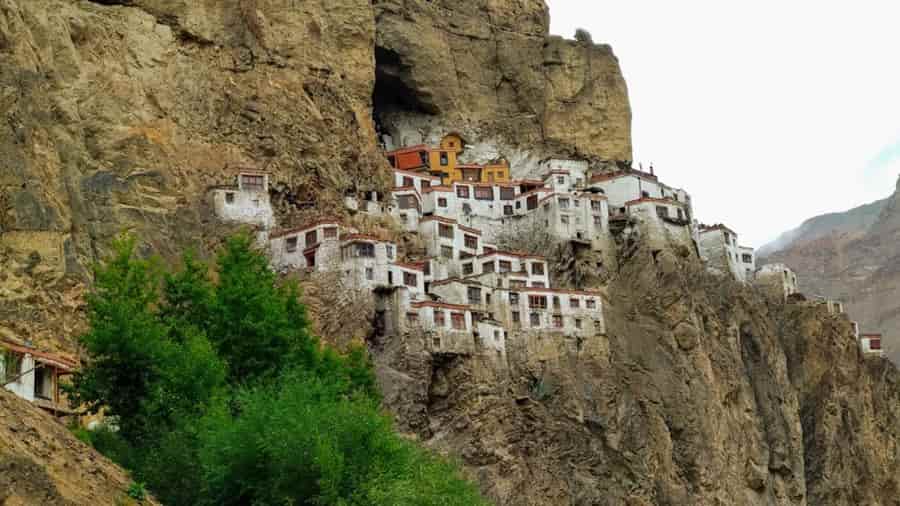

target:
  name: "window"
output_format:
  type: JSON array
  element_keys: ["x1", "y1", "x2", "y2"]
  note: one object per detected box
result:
[
  {"x1": 559, "y1": 198, "x2": 570, "y2": 209},
  {"x1": 575, "y1": 319, "x2": 583, "y2": 329},
  {"x1": 365, "y1": 268, "x2": 374, "y2": 280},
  {"x1": 641, "y1": 190, "x2": 650, "y2": 198},
  {"x1": 440, "y1": 151, "x2": 449, "y2": 166},
  {"x1": 387, "y1": 155, "x2": 397, "y2": 167},
  {"x1": 306, "y1": 230, "x2": 318, "y2": 246},
  {"x1": 494, "y1": 330, "x2": 500, "y2": 341},
  {"x1": 742, "y1": 254, "x2": 753, "y2": 263},
  {"x1": 225, "y1": 192, "x2": 235, "y2": 204},
  {"x1": 456, "y1": 186, "x2": 470, "y2": 198},
  {"x1": 512, "y1": 311, "x2": 520, "y2": 323},
  {"x1": 403, "y1": 176, "x2": 414, "y2": 187},
  {"x1": 438, "y1": 198, "x2": 448, "y2": 207},
  {"x1": 552, "y1": 315, "x2": 563, "y2": 328},
  {"x1": 677, "y1": 208, "x2": 684, "y2": 220},
  {"x1": 241, "y1": 174, "x2": 264, "y2": 191},
  {"x1": 434, "y1": 311, "x2": 445, "y2": 326},
  {"x1": 423, "y1": 261, "x2": 430, "y2": 275},
  {"x1": 403, "y1": 272, "x2": 417, "y2": 287},
  {"x1": 433, "y1": 337, "x2": 441, "y2": 348},
  {"x1": 500, "y1": 187, "x2": 515, "y2": 200},
  {"x1": 570, "y1": 297, "x2": 580, "y2": 308},
  {"x1": 386, "y1": 245, "x2": 394, "y2": 259},
  {"x1": 871, "y1": 338, "x2": 882, "y2": 350},
  {"x1": 530, "y1": 312, "x2": 540, "y2": 327},
  {"x1": 406, "y1": 312, "x2": 418, "y2": 324},
  {"x1": 398, "y1": 195, "x2": 417, "y2": 210},
  {"x1": 527, "y1": 195, "x2": 538, "y2": 210},
  {"x1": 656, "y1": 206, "x2": 669, "y2": 218},
  {"x1": 586, "y1": 299, "x2": 597, "y2": 309},
  {"x1": 510, "y1": 280, "x2": 526, "y2": 288},
  {"x1": 482, "y1": 261, "x2": 495, "y2": 273},
  {"x1": 422, "y1": 180, "x2": 430, "y2": 189},
  {"x1": 451, "y1": 313, "x2": 466, "y2": 330},
  {"x1": 388, "y1": 271, "x2": 393, "y2": 284},
  {"x1": 460, "y1": 251, "x2": 473, "y2": 259},
  {"x1": 532, "y1": 281, "x2": 546, "y2": 288},
  {"x1": 503, "y1": 205, "x2": 514, "y2": 216},
  {"x1": 553, "y1": 296, "x2": 561, "y2": 309},
  {"x1": 439, "y1": 223, "x2": 454, "y2": 239},
  {"x1": 531, "y1": 263, "x2": 545, "y2": 275},
  {"x1": 441, "y1": 246, "x2": 454, "y2": 259},
  {"x1": 467, "y1": 287, "x2": 481, "y2": 304},
  {"x1": 465, "y1": 235, "x2": 478, "y2": 249},
  {"x1": 560, "y1": 215, "x2": 569, "y2": 224},
  {"x1": 509, "y1": 292, "x2": 520, "y2": 305},
  {"x1": 499, "y1": 260, "x2": 512, "y2": 273},
  {"x1": 355, "y1": 243, "x2": 375, "y2": 257},
  {"x1": 593, "y1": 215, "x2": 602, "y2": 225},
  {"x1": 516, "y1": 201, "x2": 522, "y2": 209},
  {"x1": 324, "y1": 227, "x2": 338, "y2": 239},
  {"x1": 475, "y1": 186, "x2": 493, "y2": 200},
  {"x1": 462, "y1": 203, "x2": 472, "y2": 214},
  {"x1": 529, "y1": 295, "x2": 547, "y2": 309},
  {"x1": 285, "y1": 236, "x2": 298, "y2": 252},
  {"x1": 591, "y1": 200, "x2": 601, "y2": 211},
  {"x1": 486, "y1": 293, "x2": 491, "y2": 305},
  {"x1": 462, "y1": 262, "x2": 474, "y2": 275},
  {"x1": 419, "y1": 151, "x2": 428, "y2": 166},
  {"x1": 557, "y1": 176, "x2": 565, "y2": 184}
]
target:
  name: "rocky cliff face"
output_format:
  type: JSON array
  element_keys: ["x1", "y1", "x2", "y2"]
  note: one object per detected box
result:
[
  {"x1": 2, "y1": 2, "x2": 898, "y2": 505},
  {"x1": 761, "y1": 177, "x2": 900, "y2": 365},
  {"x1": 0, "y1": 0, "x2": 630, "y2": 351},
  {"x1": 373, "y1": 0, "x2": 632, "y2": 171},
  {"x1": 376, "y1": 242, "x2": 900, "y2": 505}
]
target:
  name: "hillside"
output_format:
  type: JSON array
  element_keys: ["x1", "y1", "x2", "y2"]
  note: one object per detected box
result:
[
  {"x1": 0, "y1": 388, "x2": 159, "y2": 505},
  {"x1": 761, "y1": 177, "x2": 900, "y2": 365},
  {"x1": 2, "y1": 1, "x2": 900, "y2": 505}
]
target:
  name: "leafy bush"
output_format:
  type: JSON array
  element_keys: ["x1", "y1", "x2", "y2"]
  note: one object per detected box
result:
[{"x1": 127, "y1": 482, "x2": 147, "y2": 501}]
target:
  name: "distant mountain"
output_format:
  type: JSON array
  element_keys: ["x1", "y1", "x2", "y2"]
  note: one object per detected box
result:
[
  {"x1": 758, "y1": 198, "x2": 888, "y2": 257},
  {"x1": 760, "y1": 177, "x2": 900, "y2": 364}
]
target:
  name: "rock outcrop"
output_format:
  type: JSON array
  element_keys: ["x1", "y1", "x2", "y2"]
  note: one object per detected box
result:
[
  {"x1": 761, "y1": 176, "x2": 900, "y2": 365},
  {"x1": 376, "y1": 242, "x2": 900, "y2": 505},
  {"x1": 374, "y1": 0, "x2": 632, "y2": 171}
]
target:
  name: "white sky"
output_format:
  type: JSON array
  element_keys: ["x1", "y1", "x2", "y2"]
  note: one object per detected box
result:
[{"x1": 547, "y1": 1, "x2": 900, "y2": 247}]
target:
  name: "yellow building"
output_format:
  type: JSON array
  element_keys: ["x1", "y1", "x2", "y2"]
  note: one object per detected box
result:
[{"x1": 385, "y1": 133, "x2": 511, "y2": 185}]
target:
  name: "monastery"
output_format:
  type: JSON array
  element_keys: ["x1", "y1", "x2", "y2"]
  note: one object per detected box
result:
[
  {"x1": 205, "y1": 132, "x2": 886, "y2": 362},
  {"x1": 3, "y1": 134, "x2": 885, "y2": 414}
]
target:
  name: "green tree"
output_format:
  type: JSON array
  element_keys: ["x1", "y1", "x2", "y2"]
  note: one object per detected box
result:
[{"x1": 208, "y1": 234, "x2": 319, "y2": 384}]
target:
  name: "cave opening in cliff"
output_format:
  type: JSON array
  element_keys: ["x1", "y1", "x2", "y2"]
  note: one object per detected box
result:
[{"x1": 373, "y1": 46, "x2": 438, "y2": 147}]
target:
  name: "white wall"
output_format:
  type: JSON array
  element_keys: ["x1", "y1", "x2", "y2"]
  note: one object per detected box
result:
[{"x1": 1, "y1": 353, "x2": 35, "y2": 402}]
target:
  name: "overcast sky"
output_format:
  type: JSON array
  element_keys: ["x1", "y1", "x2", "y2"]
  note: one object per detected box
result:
[{"x1": 547, "y1": 1, "x2": 900, "y2": 247}]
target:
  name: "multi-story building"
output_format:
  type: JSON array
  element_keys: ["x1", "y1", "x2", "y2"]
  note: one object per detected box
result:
[{"x1": 209, "y1": 169, "x2": 275, "y2": 229}]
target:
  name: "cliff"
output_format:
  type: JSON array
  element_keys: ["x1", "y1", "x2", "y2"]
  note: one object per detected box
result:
[
  {"x1": 0, "y1": 0, "x2": 631, "y2": 351},
  {"x1": 376, "y1": 242, "x2": 900, "y2": 505},
  {"x1": 2, "y1": 2, "x2": 899, "y2": 506},
  {"x1": 761, "y1": 176, "x2": 900, "y2": 365}
]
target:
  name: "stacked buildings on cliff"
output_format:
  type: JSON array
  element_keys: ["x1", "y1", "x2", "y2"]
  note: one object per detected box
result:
[{"x1": 206, "y1": 136, "x2": 885, "y2": 362}]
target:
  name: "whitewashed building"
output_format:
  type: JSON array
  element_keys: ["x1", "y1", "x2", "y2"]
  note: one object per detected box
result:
[
  {"x1": 209, "y1": 170, "x2": 275, "y2": 229},
  {"x1": 495, "y1": 287, "x2": 605, "y2": 336},
  {"x1": 738, "y1": 246, "x2": 756, "y2": 281},
  {"x1": 418, "y1": 216, "x2": 484, "y2": 262},
  {"x1": 1, "y1": 340, "x2": 75, "y2": 415},
  {"x1": 463, "y1": 250, "x2": 550, "y2": 288},
  {"x1": 539, "y1": 159, "x2": 589, "y2": 189},
  {"x1": 754, "y1": 263, "x2": 799, "y2": 299},
  {"x1": 699, "y1": 224, "x2": 749, "y2": 282},
  {"x1": 589, "y1": 169, "x2": 692, "y2": 219},
  {"x1": 269, "y1": 220, "x2": 347, "y2": 272},
  {"x1": 859, "y1": 333, "x2": 884, "y2": 356}
]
